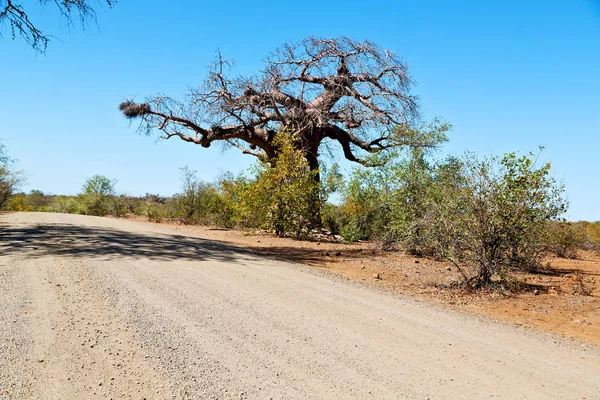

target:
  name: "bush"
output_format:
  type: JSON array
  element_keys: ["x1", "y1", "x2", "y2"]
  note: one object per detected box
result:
[
  {"x1": 338, "y1": 156, "x2": 397, "y2": 243},
  {"x1": 4, "y1": 194, "x2": 32, "y2": 211},
  {"x1": 109, "y1": 195, "x2": 144, "y2": 217},
  {"x1": 415, "y1": 151, "x2": 567, "y2": 286},
  {"x1": 321, "y1": 203, "x2": 342, "y2": 236},
  {"x1": 137, "y1": 194, "x2": 170, "y2": 222},
  {"x1": 338, "y1": 148, "x2": 435, "y2": 248},
  {"x1": 171, "y1": 167, "x2": 226, "y2": 225},
  {"x1": 577, "y1": 221, "x2": 600, "y2": 251},
  {"x1": 545, "y1": 222, "x2": 589, "y2": 258},
  {"x1": 337, "y1": 148, "x2": 568, "y2": 287},
  {"x1": 79, "y1": 175, "x2": 116, "y2": 216},
  {"x1": 229, "y1": 131, "x2": 322, "y2": 237},
  {"x1": 0, "y1": 143, "x2": 25, "y2": 209},
  {"x1": 46, "y1": 195, "x2": 85, "y2": 214}
]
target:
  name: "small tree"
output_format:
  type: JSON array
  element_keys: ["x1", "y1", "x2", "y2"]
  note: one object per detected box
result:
[
  {"x1": 338, "y1": 122, "x2": 448, "y2": 244},
  {"x1": 47, "y1": 195, "x2": 83, "y2": 214},
  {"x1": 545, "y1": 222, "x2": 589, "y2": 259},
  {"x1": 0, "y1": 143, "x2": 25, "y2": 209},
  {"x1": 339, "y1": 156, "x2": 397, "y2": 242},
  {"x1": 234, "y1": 131, "x2": 322, "y2": 237},
  {"x1": 418, "y1": 150, "x2": 568, "y2": 287},
  {"x1": 79, "y1": 174, "x2": 116, "y2": 216},
  {"x1": 174, "y1": 166, "x2": 201, "y2": 223},
  {"x1": 172, "y1": 166, "x2": 224, "y2": 225}
]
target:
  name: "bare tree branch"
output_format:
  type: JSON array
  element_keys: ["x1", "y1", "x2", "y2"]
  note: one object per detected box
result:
[
  {"x1": 0, "y1": 0, "x2": 115, "y2": 53},
  {"x1": 121, "y1": 37, "x2": 433, "y2": 169}
]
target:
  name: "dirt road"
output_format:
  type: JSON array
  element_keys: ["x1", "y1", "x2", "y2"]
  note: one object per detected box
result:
[{"x1": 1, "y1": 213, "x2": 599, "y2": 399}]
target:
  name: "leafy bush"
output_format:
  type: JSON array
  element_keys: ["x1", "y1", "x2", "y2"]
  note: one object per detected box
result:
[
  {"x1": 230, "y1": 131, "x2": 322, "y2": 237},
  {"x1": 577, "y1": 221, "x2": 600, "y2": 251},
  {"x1": 4, "y1": 194, "x2": 32, "y2": 211},
  {"x1": 338, "y1": 156, "x2": 396, "y2": 243},
  {"x1": 336, "y1": 148, "x2": 568, "y2": 287},
  {"x1": 545, "y1": 222, "x2": 589, "y2": 258},
  {"x1": 111, "y1": 194, "x2": 130, "y2": 217},
  {"x1": 46, "y1": 195, "x2": 86, "y2": 214},
  {"x1": 137, "y1": 194, "x2": 170, "y2": 222},
  {"x1": 218, "y1": 174, "x2": 254, "y2": 228},
  {"x1": 338, "y1": 148, "x2": 435, "y2": 247},
  {"x1": 321, "y1": 203, "x2": 342, "y2": 236},
  {"x1": 171, "y1": 167, "x2": 226, "y2": 225},
  {"x1": 78, "y1": 175, "x2": 116, "y2": 216},
  {"x1": 0, "y1": 143, "x2": 25, "y2": 209},
  {"x1": 415, "y1": 151, "x2": 567, "y2": 286}
]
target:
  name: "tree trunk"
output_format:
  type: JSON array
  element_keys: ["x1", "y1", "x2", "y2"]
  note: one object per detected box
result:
[{"x1": 305, "y1": 151, "x2": 322, "y2": 229}]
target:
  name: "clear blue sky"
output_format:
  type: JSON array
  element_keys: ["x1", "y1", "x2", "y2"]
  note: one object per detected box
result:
[{"x1": 1, "y1": 0, "x2": 598, "y2": 221}]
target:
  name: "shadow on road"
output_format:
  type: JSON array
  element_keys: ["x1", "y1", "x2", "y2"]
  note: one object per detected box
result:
[
  {"x1": 0, "y1": 223, "x2": 254, "y2": 263},
  {"x1": 0, "y1": 221, "x2": 367, "y2": 268}
]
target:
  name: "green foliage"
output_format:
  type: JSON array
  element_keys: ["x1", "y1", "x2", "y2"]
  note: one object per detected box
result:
[
  {"x1": 336, "y1": 147, "x2": 568, "y2": 286},
  {"x1": 171, "y1": 167, "x2": 226, "y2": 225},
  {"x1": 320, "y1": 163, "x2": 344, "y2": 200},
  {"x1": 392, "y1": 118, "x2": 451, "y2": 150},
  {"x1": 321, "y1": 203, "x2": 343, "y2": 236},
  {"x1": 78, "y1": 175, "x2": 116, "y2": 216},
  {"x1": 338, "y1": 163, "x2": 394, "y2": 243},
  {"x1": 0, "y1": 143, "x2": 25, "y2": 209},
  {"x1": 410, "y1": 151, "x2": 568, "y2": 285},
  {"x1": 338, "y1": 148, "x2": 433, "y2": 246},
  {"x1": 111, "y1": 194, "x2": 131, "y2": 217},
  {"x1": 46, "y1": 195, "x2": 86, "y2": 214},
  {"x1": 4, "y1": 194, "x2": 32, "y2": 211},
  {"x1": 336, "y1": 121, "x2": 450, "y2": 244},
  {"x1": 141, "y1": 199, "x2": 167, "y2": 222},
  {"x1": 545, "y1": 222, "x2": 594, "y2": 258},
  {"x1": 218, "y1": 173, "x2": 256, "y2": 228},
  {"x1": 579, "y1": 221, "x2": 600, "y2": 251},
  {"x1": 26, "y1": 189, "x2": 45, "y2": 208},
  {"x1": 229, "y1": 131, "x2": 322, "y2": 237}
]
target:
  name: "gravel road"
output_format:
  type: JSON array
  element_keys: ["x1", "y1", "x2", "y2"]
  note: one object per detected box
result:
[{"x1": 1, "y1": 212, "x2": 599, "y2": 399}]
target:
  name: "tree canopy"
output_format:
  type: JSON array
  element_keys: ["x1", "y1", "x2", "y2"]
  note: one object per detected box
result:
[
  {"x1": 0, "y1": 142, "x2": 25, "y2": 209},
  {"x1": 120, "y1": 37, "x2": 446, "y2": 171},
  {"x1": 0, "y1": 0, "x2": 115, "y2": 52}
]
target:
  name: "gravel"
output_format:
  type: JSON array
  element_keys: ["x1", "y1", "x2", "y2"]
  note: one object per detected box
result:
[{"x1": 1, "y1": 212, "x2": 599, "y2": 399}]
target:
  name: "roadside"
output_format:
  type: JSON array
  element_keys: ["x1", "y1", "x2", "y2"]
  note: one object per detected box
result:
[{"x1": 121, "y1": 216, "x2": 600, "y2": 345}]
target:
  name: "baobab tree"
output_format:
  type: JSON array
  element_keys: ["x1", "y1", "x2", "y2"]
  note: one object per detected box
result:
[{"x1": 120, "y1": 37, "x2": 446, "y2": 176}]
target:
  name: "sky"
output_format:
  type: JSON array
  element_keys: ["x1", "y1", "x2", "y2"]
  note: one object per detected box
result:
[{"x1": 1, "y1": 0, "x2": 599, "y2": 221}]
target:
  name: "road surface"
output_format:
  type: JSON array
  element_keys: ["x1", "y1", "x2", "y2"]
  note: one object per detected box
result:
[{"x1": 1, "y1": 212, "x2": 598, "y2": 399}]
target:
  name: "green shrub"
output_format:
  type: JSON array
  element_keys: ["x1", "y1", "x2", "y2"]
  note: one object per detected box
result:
[
  {"x1": 4, "y1": 194, "x2": 32, "y2": 211},
  {"x1": 79, "y1": 175, "x2": 116, "y2": 216},
  {"x1": 0, "y1": 143, "x2": 25, "y2": 209},
  {"x1": 578, "y1": 221, "x2": 600, "y2": 251},
  {"x1": 45, "y1": 195, "x2": 83, "y2": 214},
  {"x1": 171, "y1": 167, "x2": 226, "y2": 225},
  {"x1": 415, "y1": 151, "x2": 567, "y2": 286},
  {"x1": 231, "y1": 131, "x2": 321, "y2": 237},
  {"x1": 546, "y1": 222, "x2": 592, "y2": 258},
  {"x1": 321, "y1": 203, "x2": 342, "y2": 236},
  {"x1": 338, "y1": 156, "x2": 396, "y2": 242}
]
